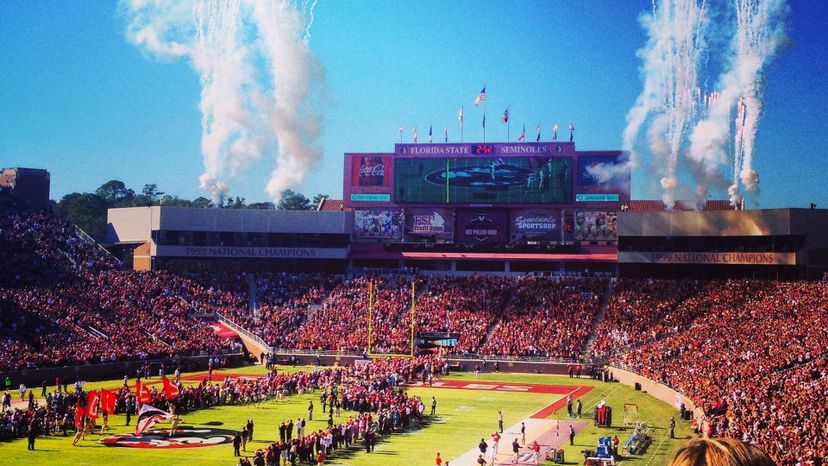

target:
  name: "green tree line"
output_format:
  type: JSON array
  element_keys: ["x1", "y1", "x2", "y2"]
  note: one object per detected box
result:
[{"x1": 55, "y1": 180, "x2": 328, "y2": 241}]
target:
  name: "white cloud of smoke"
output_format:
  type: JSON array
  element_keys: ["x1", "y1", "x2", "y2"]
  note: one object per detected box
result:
[{"x1": 122, "y1": 0, "x2": 324, "y2": 204}]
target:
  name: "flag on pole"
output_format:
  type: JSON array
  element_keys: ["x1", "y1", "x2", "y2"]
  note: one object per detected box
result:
[
  {"x1": 501, "y1": 108, "x2": 509, "y2": 124},
  {"x1": 536, "y1": 124, "x2": 541, "y2": 142},
  {"x1": 458, "y1": 107, "x2": 464, "y2": 126},
  {"x1": 74, "y1": 400, "x2": 85, "y2": 429},
  {"x1": 85, "y1": 390, "x2": 99, "y2": 418},
  {"x1": 413, "y1": 126, "x2": 418, "y2": 143},
  {"x1": 444, "y1": 125, "x2": 448, "y2": 143},
  {"x1": 135, "y1": 404, "x2": 174, "y2": 435},
  {"x1": 552, "y1": 123, "x2": 559, "y2": 140},
  {"x1": 483, "y1": 114, "x2": 486, "y2": 129},
  {"x1": 162, "y1": 376, "x2": 180, "y2": 400},
  {"x1": 136, "y1": 380, "x2": 153, "y2": 404},
  {"x1": 474, "y1": 85, "x2": 486, "y2": 106},
  {"x1": 428, "y1": 125, "x2": 433, "y2": 143},
  {"x1": 569, "y1": 122, "x2": 575, "y2": 142},
  {"x1": 517, "y1": 124, "x2": 526, "y2": 141},
  {"x1": 399, "y1": 125, "x2": 403, "y2": 135},
  {"x1": 100, "y1": 388, "x2": 116, "y2": 414}
]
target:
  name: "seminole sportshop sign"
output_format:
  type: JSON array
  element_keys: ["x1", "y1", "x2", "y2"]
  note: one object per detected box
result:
[{"x1": 619, "y1": 251, "x2": 796, "y2": 265}]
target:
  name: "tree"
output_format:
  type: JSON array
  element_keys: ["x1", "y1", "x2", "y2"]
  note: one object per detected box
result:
[
  {"x1": 312, "y1": 193, "x2": 329, "y2": 208},
  {"x1": 277, "y1": 190, "x2": 311, "y2": 210},
  {"x1": 95, "y1": 180, "x2": 134, "y2": 204},
  {"x1": 227, "y1": 196, "x2": 246, "y2": 209},
  {"x1": 142, "y1": 184, "x2": 162, "y2": 203},
  {"x1": 192, "y1": 197, "x2": 212, "y2": 208},
  {"x1": 247, "y1": 202, "x2": 275, "y2": 210},
  {"x1": 56, "y1": 193, "x2": 109, "y2": 241}
]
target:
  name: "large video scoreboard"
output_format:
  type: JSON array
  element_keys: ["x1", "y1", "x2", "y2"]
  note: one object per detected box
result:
[{"x1": 344, "y1": 142, "x2": 629, "y2": 243}]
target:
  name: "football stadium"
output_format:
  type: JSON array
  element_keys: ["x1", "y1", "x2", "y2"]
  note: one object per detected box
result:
[{"x1": 1, "y1": 1, "x2": 826, "y2": 466}]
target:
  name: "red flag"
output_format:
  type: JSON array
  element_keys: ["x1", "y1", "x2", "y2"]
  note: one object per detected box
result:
[
  {"x1": 136, "y1": 380, "x2": 153, "y2": 404},
  {"x1": 100, "y1": 388, "x2": 116, "y2": 414},
  {"x1": 74, "y1": 400, "x2": 85, "y2": 429},
  {"x1": 162, "y1": 377, "x2": 180, "y2": 400},
  {"x1": 85, "y1": 390, "x2": 99, "y2": 418}
]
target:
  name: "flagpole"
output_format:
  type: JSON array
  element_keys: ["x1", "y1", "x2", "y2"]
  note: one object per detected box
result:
[
  {"x1": 507, "y1": 120, "x2": 510, "y2": 142},
  {"x1": 483, "y1": 98, "x2": 487, "y2": 143},
  {"x1": 461, "y1": 106, "x2": 464, "y2": 143}
]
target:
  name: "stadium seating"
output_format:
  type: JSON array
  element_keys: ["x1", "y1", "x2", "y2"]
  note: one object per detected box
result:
[{"x1": 3, "y1": 211, "x2": 827, "y2": 464}]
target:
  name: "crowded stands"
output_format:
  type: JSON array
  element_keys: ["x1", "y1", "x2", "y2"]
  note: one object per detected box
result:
[{"x1": 3, "y1": 210, "x2": 828, "y2": 464}]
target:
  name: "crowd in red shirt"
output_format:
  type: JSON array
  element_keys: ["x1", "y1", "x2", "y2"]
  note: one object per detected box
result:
[{"x1": 610, "y1": 280, "x2": 828, "y2": 465}]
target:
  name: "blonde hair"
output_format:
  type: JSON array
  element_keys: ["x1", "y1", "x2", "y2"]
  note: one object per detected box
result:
[{"x1": 670, "y1": 438, "x2": 776, "y2": 466}]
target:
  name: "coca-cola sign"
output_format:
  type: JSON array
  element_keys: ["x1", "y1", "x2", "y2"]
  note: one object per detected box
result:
[
  {"x1": 359, "y1": 163, "x2": 385, "y2": 178},
  {"x1": 352, "y1": 155, "x2": 389, "y2": 188}
]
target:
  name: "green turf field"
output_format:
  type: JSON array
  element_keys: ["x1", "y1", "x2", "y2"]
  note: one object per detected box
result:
[{"x1": 0, "y1": 366, "x2": 694, "y2": 465}]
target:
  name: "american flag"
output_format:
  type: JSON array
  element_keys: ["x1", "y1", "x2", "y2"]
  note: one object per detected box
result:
[
  {"x1": 474, "y1": 85, "x2": 486, "y2": 106},
  {"x1": 501, "y1": 108, "x2": 509, "y2": 124}
]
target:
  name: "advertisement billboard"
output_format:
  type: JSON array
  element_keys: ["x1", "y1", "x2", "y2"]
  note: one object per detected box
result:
[
  {"x1": 455, "y1": 209, "x2": 509, "y2": 243},
  {"x1": 353, "y1": 209, "x2": 402, "y2": 240},
  {"x1": 394, "y1": 156, "x2": 572, "y2": 204},
  {"x1": 574, "y1": 211, "x2": 618, "y2": 241},
  {"x1": 404, "y1": 208, "x2": 455, "y2": 242},
  {"x1": 510, "y1": 209, "x2": 561, "y2": 242},
  {"x1": 345, "y1": 154, "x2": 394, "y2": 206},
  {"x1": 351, "y1": 154, "x2": 392, "y2": 188}
]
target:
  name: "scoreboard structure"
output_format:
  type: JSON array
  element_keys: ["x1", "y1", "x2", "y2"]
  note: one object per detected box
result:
[{"x1": 344, "y1": 142, "x2": 629, "y2": 246}]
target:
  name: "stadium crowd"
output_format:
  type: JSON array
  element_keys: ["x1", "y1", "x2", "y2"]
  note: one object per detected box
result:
[
  {"x1": 3, "y1": 210, "x2": 828, "y2": 464},
  {"x1": 480, "y1": 277, "x2": 605, "y2": 359},
  {"x1": 614, "y1": 280, "x2": 828, "y2": 465},
  {"x1": 0, "y1": 214, "x2": 238, "y2": 370}
]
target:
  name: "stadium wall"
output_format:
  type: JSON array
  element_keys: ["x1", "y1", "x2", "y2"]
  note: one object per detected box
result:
[
  {"x1": 609, "y1": 366, "x2": 703, "y2": 421},
  {"x1": 0, "y1": 353, "x2": 247, "y2": 388}
]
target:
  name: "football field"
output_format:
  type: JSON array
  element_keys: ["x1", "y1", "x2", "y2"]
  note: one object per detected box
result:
[{"x1": 0, "y1": 366, "x2": 693, "y2": 465}]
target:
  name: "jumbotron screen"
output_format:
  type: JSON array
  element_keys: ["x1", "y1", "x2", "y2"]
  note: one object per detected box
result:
[{"x1": 394, "y1": 156, "x2": 573, "y2": 204}]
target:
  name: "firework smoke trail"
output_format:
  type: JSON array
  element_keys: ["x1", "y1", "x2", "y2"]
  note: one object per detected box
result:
[
  {"x1": 122, "y1": 0, "x2": 324, "y2": 204},
  {"x1": 253, "y1": 0, "x2": 324, "y2": 201},
  {"x1": 636, "y1": 0, "x2": 708, "y2": 208},
  {"x1": 586, "y1": 0, "x2": 708, "y2": 209},
  {"x1": 689, "y1": 0, "x2": 787, "y2": 206}
]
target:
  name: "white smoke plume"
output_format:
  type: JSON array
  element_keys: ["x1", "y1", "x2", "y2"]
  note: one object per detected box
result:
[
  {"x1": 590, "y1": 0, "x2": 708, "y2": 210},
  {"x1": 122, "y1": 0, "x2": 325, "y2": 204},
  {"x1": 689, "y1": 0, "x2": 787, "y2": 206},
  {"x1": 601, "y1": 0, "x2": 786, "y2": 210}
]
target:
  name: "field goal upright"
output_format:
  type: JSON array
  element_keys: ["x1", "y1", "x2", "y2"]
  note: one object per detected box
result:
[{"x1": 367, "y1": 279, "x2": 416, "y2": 359}]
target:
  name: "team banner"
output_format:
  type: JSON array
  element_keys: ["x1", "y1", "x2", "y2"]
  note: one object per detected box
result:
[
  {"x1": 135, "y1": 404, "x2": 173, "y2": 435},
  {"x1": 455, "y1": 209, "x2": 509, "y2": 243},
  {"x1": 574, "y1": 211, "x2": 618, "y2": 241},
  {"x1": 353, "y1": 209, "x2": 403, "y2": 240},
  {"x1": 510, "y1": 209, "x2": 561, "y2": 242},
  {"x1": 404, "y1": 208, "x2": 455, "y2": 242}
]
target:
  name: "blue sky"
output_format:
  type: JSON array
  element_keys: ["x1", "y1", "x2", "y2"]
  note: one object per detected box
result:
[{"x1": 1, "y1": 0, "x2": 826, "y2": 208}]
